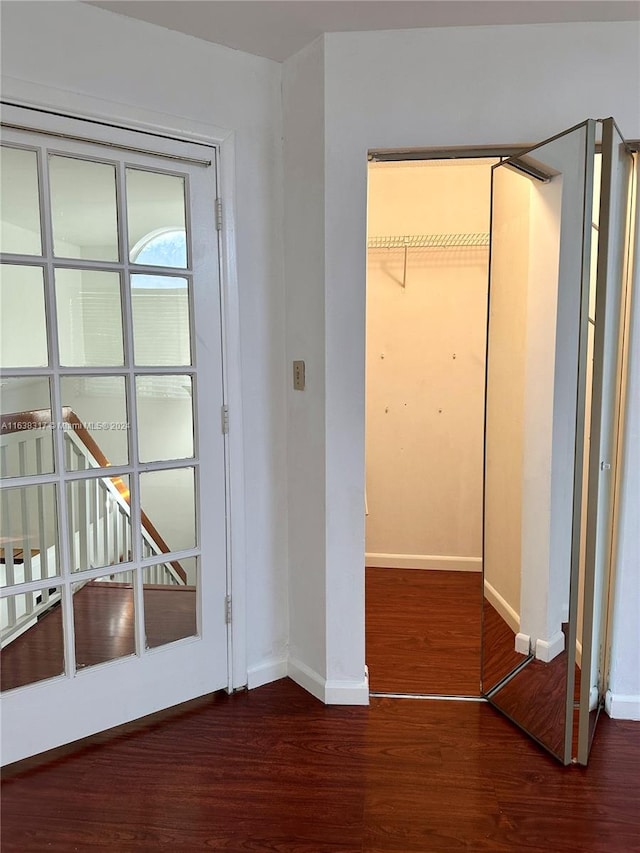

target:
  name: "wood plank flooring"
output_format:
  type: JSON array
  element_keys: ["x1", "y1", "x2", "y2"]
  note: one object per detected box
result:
[
  {"x1": 2, "y1": 678, "x2": 640, "y2": 852},
  {"x1": 365, "y1": 567, "x2": 482, "y2": 695}
]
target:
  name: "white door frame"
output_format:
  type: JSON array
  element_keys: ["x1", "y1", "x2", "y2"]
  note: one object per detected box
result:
[{"x1": 0, "y1": 82, "x2": 248, "y2": 694}]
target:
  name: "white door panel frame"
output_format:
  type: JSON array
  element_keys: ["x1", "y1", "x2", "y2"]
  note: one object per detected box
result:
[{"x1": 0, "y1": 94, "x2": 248, "y2": 762}]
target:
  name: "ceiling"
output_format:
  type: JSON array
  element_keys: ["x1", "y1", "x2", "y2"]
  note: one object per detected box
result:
[{"x1": 88, "y1": 1, "x2": 640, "y2": 62}]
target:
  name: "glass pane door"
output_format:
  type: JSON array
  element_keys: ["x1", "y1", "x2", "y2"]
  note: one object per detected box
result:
[{"x1": 0, "y1": 111, "x2": 228, "y2": 765}]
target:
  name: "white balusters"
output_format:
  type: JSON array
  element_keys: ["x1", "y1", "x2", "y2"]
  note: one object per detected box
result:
[
  {"x1": 76, "y1": 451, "x2": 89, "y2": 572},
  {"x1": 35, "y1": 438, "x2": 50, "y2": 604},
  {"x1": 90, "y1": 476, "x2": 99, "y2": 568},
  {"x1": 0, "y1": 475, "x2": 17, "y2": 627},
  {"x1": 17, "y1": 445, "x2": 34, "y2": 616}
]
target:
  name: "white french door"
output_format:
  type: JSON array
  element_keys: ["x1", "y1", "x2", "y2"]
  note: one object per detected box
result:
[{"x1": 0, "y1": 107, "x2": 229, "y2": 765}]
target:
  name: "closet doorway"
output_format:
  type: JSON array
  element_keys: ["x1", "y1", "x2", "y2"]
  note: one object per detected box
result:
[{"x1": 365, "y1": 155, "x2": 498, "y2": 697}]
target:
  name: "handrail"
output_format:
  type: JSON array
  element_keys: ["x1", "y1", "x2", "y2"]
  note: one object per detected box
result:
[{"x1": 1, "y1": 408, "x2": 187, "y2": 584}]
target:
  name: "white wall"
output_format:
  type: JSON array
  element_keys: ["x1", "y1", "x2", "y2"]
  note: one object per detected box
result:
[
  {"x1": 1, "y1": 1, "x2": 288, "y2": 680},
  {"x1": 365, "y1": 161, "x2": 489, "y2": 569},
  {"x1": 282, "y1": 37, "x2": 327, "y2": 688},
  {"x1": 313, "y1": 22, "x2": 640, "y2": 703}
]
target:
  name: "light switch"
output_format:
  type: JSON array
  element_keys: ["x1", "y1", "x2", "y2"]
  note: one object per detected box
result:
[{"x1": 293, "y1": 360, "x2": 305, "y2": 391}]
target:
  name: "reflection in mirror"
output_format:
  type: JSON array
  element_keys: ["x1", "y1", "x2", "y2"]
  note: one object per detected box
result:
[
  {"x1": 0, "y1": 378, "x2": 55, "y2": 479},
  {"x1": 49, "y1": 155, "x2": 119, "y2": 261},
  {"x1": 0, "y1": 146, "x2": 42, "y2": 256},
  {"x1": 127, "y1": 168, "x2": 187, "y2": 268},
  {"x1": 0, "y1": 585, "x2": 64, "y2": 692},
  {"x1": 139, "y1": 467, "x2": 196, "y2": 554},
  {"x1": 60, "y1": 375, "x2": 129, "y2": 469},
  {"x1": 131, "y1": 274, "x2": 191, "y2": 366},
  {"x1": 0, "y1": 264, "x2": 48, "y2": 368},
  {"x1": 482, "y1": 123, "x2": 590, "y2": 763},
  {"x1": 144, "y1": 556, "x2": 197, "y2": 649},
  {"x1": 54, "y1": 268, "x2": 124, "y2": 366},
  {"x1": 577, "y1": 126, "x2": 635, "y2": 763},
  {"x1": 0, "y1": 483, "x2": 59, "y2": 588},
  {"x1": 66, "y1": 474, "x2": 131, "y2": 573},
  {"x1": 73, "y1": 568, "x2": 136, "y2": 670},
  {"x1": 136, "y1": 375, "x2": 194, "y2": 463}
]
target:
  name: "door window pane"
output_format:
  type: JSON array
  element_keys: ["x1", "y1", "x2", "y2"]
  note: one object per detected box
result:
[
  {"x1": 54, "y1": 268, "x2": 124, "y2": 366},
  {"x1": 73, "y1": 570, "x2": 135, "y2": 669},
  {"x1": 131, "y1": 275, "x2": 191, "y2": 365},
  {"x1": 144, "y1": 557, "x2": 197, "y2": 649},
  {"x1": 67, "y1": 475, "x2": 131, "y2": 572},
  {"x1": 0, "y1": 264, "x2": 48, "y2": 367},
  {"x1": 49, "y1": 156, "x2": 119, "y2": 261},
  {"x1": 61, "y1": 376, "x2": 129, "y2": 469},
  {"x1": 1, "y1": 378, "x2": 54, "y2": 479},
  {"x1": 0, "y1": 146, "x2": 42, "y2": 255},
  {"x1": 127, "y1": 169, "x2": 187, "y2": 268},
  {"x1": 136, "y1": 375, "x2": 194, "y2": 463},
  {"x1": 139, "y1": 467, "x2": 196, "y2": 553},
  {"x1": 1, "y1": 585, "x2": 64, "y2": 692},
  {"x1": 0, "y1": 483, "x2": 59, "y2": 588}
]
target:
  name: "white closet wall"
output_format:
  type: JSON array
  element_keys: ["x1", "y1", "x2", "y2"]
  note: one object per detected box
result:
[{"x1": 365, "y1": 160, "x2": 493, "y2": 570}]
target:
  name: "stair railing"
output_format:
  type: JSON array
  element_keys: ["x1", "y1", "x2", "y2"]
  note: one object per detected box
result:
[{"x1": 1, "y1": 408, "x2": 185, "y2": 645}]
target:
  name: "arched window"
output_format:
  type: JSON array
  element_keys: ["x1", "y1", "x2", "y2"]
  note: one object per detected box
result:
[{"x1": 130, "y1": 227, "x2": 187, "y2": 270}]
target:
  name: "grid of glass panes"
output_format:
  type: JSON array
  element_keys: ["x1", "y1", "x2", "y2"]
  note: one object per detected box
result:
[{"x1": 0, "y1": 139, "x2": 200, "y2": 689}]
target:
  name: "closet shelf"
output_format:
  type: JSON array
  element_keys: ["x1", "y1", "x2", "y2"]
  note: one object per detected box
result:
[{"x1": 367, "y1": 232, "x2": 489, "y2": 249}]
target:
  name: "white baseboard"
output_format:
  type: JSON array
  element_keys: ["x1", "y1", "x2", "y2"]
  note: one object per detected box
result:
[
  {"x1": 483, "y1": 579, "x2": 520, "y2": 633},
  {"x1": 246, "y1": 657, "x2": 288, "y2": 690},
  {"x1": 535, "y1": 630, "x2": 565, "y2": 662},
  {"x1": 287, "y1": 656, "x2": 326, "y2": 702},
  {"x1": 325, "y1": 673, "x2": 370, "y2": 705},
  {"x1": 605, "y1": 691, "x2": 640, "y2": 720},
  {"x1": 287, "y1": 657, "x2": 370, "y2": 706},
  {"x1": 366, "y1": 553, "x2": 482, "y2": 572},
  {"x1": 515, "y1": 633, "x2": 530, "y2": 655}
]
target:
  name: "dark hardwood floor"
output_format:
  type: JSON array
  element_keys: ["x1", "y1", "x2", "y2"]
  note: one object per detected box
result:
[
  {"x1": 2, "y1": 678, "x2": 639, "y2": 852},
  {"x1": 365, "y1": 567, "x2": 482, "y2": 695}
]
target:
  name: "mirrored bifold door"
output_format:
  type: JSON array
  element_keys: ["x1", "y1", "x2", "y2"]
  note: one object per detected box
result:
[
  {"x1": 482, "y1": 118, "x2": 635, "y2": 765},
  {"x1": 0, "y1": 110, "x2": 228, "y2": 766}
]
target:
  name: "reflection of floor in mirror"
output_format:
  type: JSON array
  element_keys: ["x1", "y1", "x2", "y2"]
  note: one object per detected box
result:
[
  {"x1": 481, "y1": 601, "x2": 525, "y2": 692},
  {"x1": 365, "y1": 567, "x2": 481, "y2": 695},
  {"x1": 0, "y1": 582, "x2": 197, "y2": 693},
  {"x1": 490, "y1": 634, "x2": 581, "y2": 760}
]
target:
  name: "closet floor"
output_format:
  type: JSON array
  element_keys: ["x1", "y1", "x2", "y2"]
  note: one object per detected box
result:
[{"x1": 365, "y1": 567, "x2": 482, "y2": 695}]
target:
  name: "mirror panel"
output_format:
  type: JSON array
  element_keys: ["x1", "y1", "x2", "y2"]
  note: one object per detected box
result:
[
  {"x1": 577, "y1": 122, "x2": 635, "y2": 763},
  {"x1": 483, "y1": 122, "x2": 593, "y2": 763}
]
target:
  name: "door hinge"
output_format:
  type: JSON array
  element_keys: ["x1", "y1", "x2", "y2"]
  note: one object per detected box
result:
[
  {"x1": 225, "y1": 594, "x2": 232, "y2": 625},
  {"x1": 221, "y1": 404, "x2": 229, "y2": 434},
  {"x1": 215, "y1": 197, "x2": 223, "y2": 231}
]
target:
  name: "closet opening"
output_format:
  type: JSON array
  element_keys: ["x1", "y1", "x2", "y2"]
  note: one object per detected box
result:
[{"x1": 364, "y1": 152, "x2": 501, "y2": 697}]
